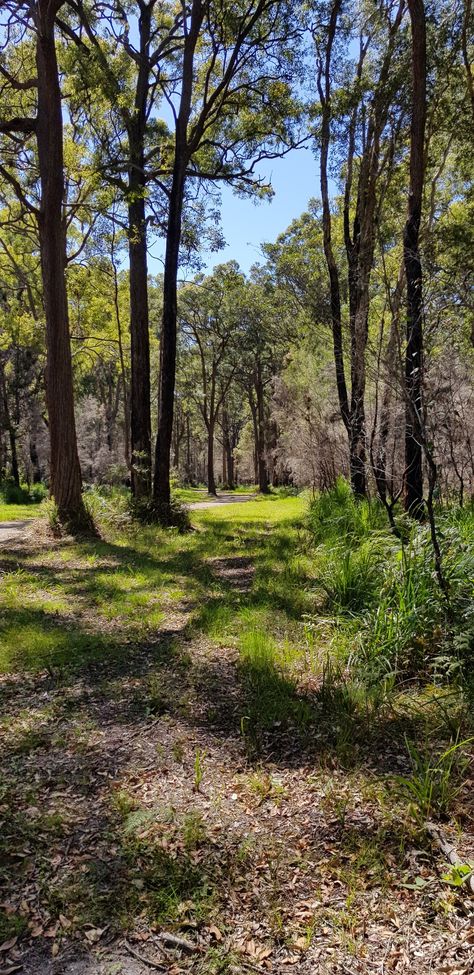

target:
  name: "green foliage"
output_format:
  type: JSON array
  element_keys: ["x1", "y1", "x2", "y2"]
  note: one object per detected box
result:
[
  {"x1": 306, "y1": 482, "x2": 474, "y2": 689},
  {"x1": 314, "y1": 541, "x2": 385, "y2": 615},
  {"x1": 129, "y1": 493, "x2": 191, "y2": 532},
  {"x1": 238, "y1": 627, "x2": 310, "y2": 732},
  {"x1": 0, "y1": 480, "x2": 47, "y2": 505},
  {"x1": 395, "y1": 736, "x2": 471, "y2": 825},
  {"x1": 307, "y1": 478, "x2": 388, "y2": 546}
]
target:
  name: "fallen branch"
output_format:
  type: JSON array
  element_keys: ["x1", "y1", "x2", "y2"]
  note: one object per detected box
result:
[
  {"x1": 123, "y1": 941, "x2": 167, "y2": 970},
  {"x1": 426, "y1": 822, "x2": 474, "y2": 895},
  {"x1": 156, "y1": 931, "x2": 197, "y2": 953}
]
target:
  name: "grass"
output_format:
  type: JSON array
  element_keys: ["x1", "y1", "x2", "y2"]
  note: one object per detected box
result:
[
  {"x1": 0, "y1": 501, "x2": 42, "y2": 521},
  {"x1": 1, "y1": 482, "x2": 473, "y2": 968}
]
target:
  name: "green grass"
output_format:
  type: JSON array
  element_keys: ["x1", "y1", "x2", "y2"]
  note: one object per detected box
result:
[
  {"x1": 1, "y1": 482, "x2": 473, "y2": 960},
  {"x1": 0, "y1": 502, "x2": 42, "y2": 521}
]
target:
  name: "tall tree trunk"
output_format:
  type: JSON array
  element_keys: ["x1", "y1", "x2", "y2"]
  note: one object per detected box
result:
[
  {"x1": 128, "y1": 120, "x2": 151, "y2": 496},
  {"x1": 35, "y1": 2, "x2": 85, "y2": 526},
  {"x1": 349, "y1": 276, "x2": 368, "y2": 498},
  {"x1": 111, "y1": 226, "x2": 131, "y2": 470},
  {"x1": 207, "y1": 418, "x2": 216, "y2": 495},
  {"x1": 404, "y1": 0, "x2": 427, "y2": 516},
  {"x1": 0, "y1": 359, "x2": 19, "y2": 486},
  {"x1": 154, "y1": 164, "x2": 185, "y2": 505},
  {"x1": 255, "y1": 363, "x2": 269, "y2": 494},
  {"x1": 317, "y1": 0, "x2": 350, "y2": 439},
  {"x1": 222, "y1": 436, "x2": 227, "y2": 485},
  {"x1": 154, "y1": 0, "x2": 204, "y2": 509},
  {"x1": 222, "y1": 407, "x2": 235, "y2": 489}
]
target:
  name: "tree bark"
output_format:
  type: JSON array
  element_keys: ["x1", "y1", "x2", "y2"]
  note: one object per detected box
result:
[
  {"x1": 207, "y1": 418, "x2": 216, "y2": 495},
  {"x1": 154, "y1": 164, "x2": 185, "y2": 505},
  {"x1": 404, "y1": 0, "x2": 427, "y2": 516},
  {"x1": 154, "y1": 0, "x2": 204, "y2": 508},
  {"x1": 317, "y1": 0, "x2": 350, "y2": 439},
  {"x1": 35, "y1": 1, "x2": 85, "y2": 526},
  {"x1": 127, "y1": 2, "x2": 152, "y2": 498},
  {"x1": 128, "y1": 176, "x2": 151, "y2": 496},
  {"x1": 255, "y1": 362, "x2": 269, "y2": 493}
]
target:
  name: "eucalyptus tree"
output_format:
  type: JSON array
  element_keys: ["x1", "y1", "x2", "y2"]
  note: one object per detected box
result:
[
  {"x1": 0, "y1": 222, "x2": 44, "y2": 485},
  {"x1": 403, "y1": 0, "x2": 426, "y2": 515},
  {"x1": 0, "y1": 0, "x2": 88, "y2": 527},
  {"x1": 64, "y1": 0, "x2": 184, "y2": 498},
  {"x1": 153, "y1": 0, "x2": 303, "y2": 510},
  {"x1": 313, "y1": 0, "x2": 408, "y2": 497},
  {"x1": 178, "y1": 262, "x2": 245, "y2": 494},
  {"x1": 231, "y1": 270, "x2": 295, "y2": 493}
]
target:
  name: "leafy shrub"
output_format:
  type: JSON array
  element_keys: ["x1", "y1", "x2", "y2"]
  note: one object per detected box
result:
[
  {"x1": 354, "y1": 517, "x2": 474, "y2": 684},
  {"x1": 306, "y1": 485, "x2": 474, "y2": 690},
  {"x1": 129, "y1": 493, "x2": 191, "y2": 532},
  {"x1": 0, "y1": 480, "x2": 47, "y2": 505}
]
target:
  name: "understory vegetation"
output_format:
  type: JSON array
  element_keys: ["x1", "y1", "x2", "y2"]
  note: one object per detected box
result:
[{"x1": 0, "y1": 489, "x2": 473, "y2": 972}]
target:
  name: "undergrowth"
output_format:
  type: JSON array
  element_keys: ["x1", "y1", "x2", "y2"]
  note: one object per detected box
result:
[{"x1": 306, "y1": 480, "x2": 474, "y2": 691}]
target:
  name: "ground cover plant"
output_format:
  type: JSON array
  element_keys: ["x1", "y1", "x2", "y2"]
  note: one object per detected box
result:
[{"x1": 0, "y1": 490, "x2": 473, "y2": 974}]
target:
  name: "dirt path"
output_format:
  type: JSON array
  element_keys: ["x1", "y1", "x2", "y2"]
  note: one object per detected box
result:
[
  {"x1": 0, "y1": 519, "x2": 33, "y2": 545},
  {"x1": 1, "y1": 513, "x2": 473, "y2": 975},
  {"x1": 187, "y1": 492, "x2": 256, "y2": 509}
]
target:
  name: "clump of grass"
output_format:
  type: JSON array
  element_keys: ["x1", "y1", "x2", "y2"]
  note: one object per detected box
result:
[
  {"x1": 307, "y1": 477, "x2": 387, "y2": 546},
  {"x1": 314, "y1": 540, "x2": 386, "y2": 615},
  {"x1": 0, "y1": 910, "x2": 28, "y2": 942},
  {"x1": 129, "y1": 493, "x2": 191, "y2": 532},
  {"x1": 0, "y1": 479, "x2": 47, "y2": 505},
  {"x1": 395, "y1": 735, "x2": 471, "y2": 824},
  {"x1": 239, "y1": 628, "x2": 311, "y2": 731}
]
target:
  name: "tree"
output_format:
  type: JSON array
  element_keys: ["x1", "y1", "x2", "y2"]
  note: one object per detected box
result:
[
  {"x1": 67, "y1": 0, "x2": 183, "y2": 498},
  {"x1": 314, "y1": 0, "x2": 406, "y2": 496},
  {"x1": 0, "y1": 1, "x2": 87, "y2": 527},
  {"x1": 403, "y1": 0, "x2": 427, "y2": 515},
  {"x1": 153, "y1": 0, "x2": 302, "y2": 509},
  {"x1": 178, "y1": 262, "x2": 244, "y2": 494}
]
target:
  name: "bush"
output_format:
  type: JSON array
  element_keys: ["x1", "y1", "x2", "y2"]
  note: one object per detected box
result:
[
  {"x1": 306, "y1": 484, "x2": 474, "y2": 690},
  {"x1": 307, "y1": 477, "x2": 387, "y2": 546},
  {"x1": 129, "y1": 493, "x2": 191, "y2": 532},
  {"x1": 0, "y1": 480, "x2": 47, "y2": 505},
  {"x1": 314, "y1": 539, "x2": 387, "y2": 615}
]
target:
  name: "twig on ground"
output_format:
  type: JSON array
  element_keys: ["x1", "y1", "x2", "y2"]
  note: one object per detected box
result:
[
  {"x1": 123, "y1": 940, "x2": 167, "y2": 970},
  {"x1": 426, "y1": 822, "x2": 474, "y2": 895},
  {"x1": 156, "y1": 931, "x2": 197, "y2": 953}
]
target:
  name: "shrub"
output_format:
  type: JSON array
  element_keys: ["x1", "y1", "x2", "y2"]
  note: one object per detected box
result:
[
  {"x1": 314, "y1": 539, "x2": 387, "y2": 615},
  {"x1": 129, "y1": 493, "x2": 191, "y2": 532},
  {"x1": 306, "y1": 477, "x2": 387, "y2": 546},
  {"x1": 0, "y1": 480, "x2": 47, "y2": 505}
]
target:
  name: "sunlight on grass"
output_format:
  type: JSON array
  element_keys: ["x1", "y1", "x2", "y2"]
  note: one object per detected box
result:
[{"x1": 0, "y1": 502, "x2": 41, "y2": 522}]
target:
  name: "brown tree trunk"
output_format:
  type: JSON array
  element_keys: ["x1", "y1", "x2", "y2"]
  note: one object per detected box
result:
[
  {"x1": 35, "y1": 1, "x2": 85, "y2": 526},
  {"x1": 128, "y1": 178, "x2": 151, "y2": 497},
  {"x1": 207, "y1": 418, "x2": 216, "y2": 495},
  {"x1": 0, "y1": 358, "x2": 20, "y2": 486},
  {"x1": 222, "y1": 408, "x2": 235, "y2": 489},
  {"x1": 404, "y1": 0, "x2": 427, "y2": 516},
  {"x1": 316, "y1": 0, "x2": 350, "y2": 439},
  {"x1": 127, "y1": 2, "x2": 152, "y2": 499},
  {"x1": 222, "y1": 437, "x2": 227, "y2": 485},
  {"x1": 154, "y1": 0, "x2": 204, "y2": 510},
  {"x1": 154, "y1": 163, "x2": 185, "y2": 506},
  {"x1": 255, "y1": 363, "x2": 269, "y2": 494}
]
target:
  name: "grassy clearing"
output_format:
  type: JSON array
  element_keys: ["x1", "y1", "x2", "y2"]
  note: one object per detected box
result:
[
  {"x1": 0, "y1": 502, "x2": 42, "y2": 521},
  {"x1": 0, "y1": 485, "x2": 473, "y2": 971}
]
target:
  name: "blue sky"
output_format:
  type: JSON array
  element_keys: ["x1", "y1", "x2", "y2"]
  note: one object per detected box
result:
[{"x1": 147, "y1": 141, "x2": 318, "y2": 277}]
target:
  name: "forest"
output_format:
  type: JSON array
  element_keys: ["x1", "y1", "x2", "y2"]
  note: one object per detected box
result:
[{"x1": 0, "y1": 0, "x2": 473, "y2": 973}]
